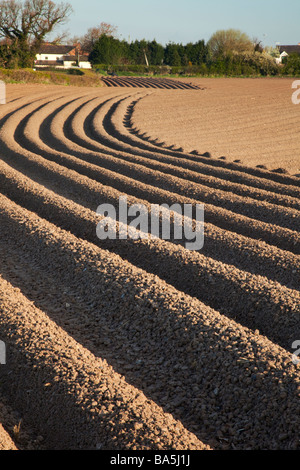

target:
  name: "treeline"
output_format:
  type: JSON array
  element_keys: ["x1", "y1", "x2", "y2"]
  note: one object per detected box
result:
[
  {"x1": 89, "y1": 36, "x2": 209, "y2": 67},
  {"x1": 88, "y1": 33, "x2": 300, "y2": 77},
  {"x1": 0, "y1": 0, "x2": 299, "y2": 78}
]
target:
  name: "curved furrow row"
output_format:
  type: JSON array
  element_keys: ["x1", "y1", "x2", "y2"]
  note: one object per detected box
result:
[
  {"x1": 129, "y1": 114, "x2": 300, "y2": 187},
  {"x1": 8, "y1": 92, "x2": 299, "y2": 253},
  {"x1": 104, "y1": 95, "x2": 300, "y2": 210},
  {"x1": 85, "y1": 94, "x2": 300, "y2": 199},
  {"x1": 103, "y1": 77, "x2": 154, "y2": 89},
  {"x1": 117, "y1": 77, "x2": 164, "y2": 89},
  {"x1": 105, "y1": 94, "x2": 300, "y2": 193},
  {"x1": 1, "y1": 126, "x2": 299, "y2": 288},
  {"x1": 0, "y1": 192, "x2": 299, "y2": 450},
  {"x1": 95, "y1": 95, "x2": 300, "y2": 229},
  {"x1": 38, "y1": 93, "x2": 300, "y2": 233},
  {"x1": 1, "y1": 86, "x2": 300, "y2": 451},
  {"x1": 122, "y1": 99, "x2": 300, "y2": 189},
  {"x1": 0, "y1": 158, "x2": 299, "y2": 351},
  {"x1": 54, "y1": 91, "x2": 300, "y2": 201},
  {"x1": 101, "y1": 76, "x2": 201, "y2": 90},
  {"x1": 0, "y1": 271, "x2": 208, "y2": 451},
  {"x1": 0, "y1": 96, "x2": 300, "y2": 282}
]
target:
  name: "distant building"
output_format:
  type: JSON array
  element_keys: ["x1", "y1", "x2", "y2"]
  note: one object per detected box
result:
[
  {"x1": 276, "y1": 43, "x2": 300, "y2": 64},
  {"x1": 35, "y1": 43, "x2": 92, "y2": 69}
]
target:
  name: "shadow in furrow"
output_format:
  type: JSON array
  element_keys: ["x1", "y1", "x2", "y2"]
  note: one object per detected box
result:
[
  {"x1": 8, "y1": 103, "x2": 300, "y2": 254},
  {"x1": 0, "y1": 205, "x2": 299, "y2": 451}
]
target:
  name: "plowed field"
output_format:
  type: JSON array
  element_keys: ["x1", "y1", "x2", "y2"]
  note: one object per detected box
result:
[
  {"x1": 0, "y1": 79, "x2": 299, "y2": 451},
  {"x1": 132, "y1": 77, "x2": 300, "y2": 176}
]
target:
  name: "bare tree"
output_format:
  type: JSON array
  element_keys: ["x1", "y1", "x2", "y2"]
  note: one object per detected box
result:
[
  {"x1": 253, "y1": 37, "x2": 264, "y2": 53},
  {"x1": 50, "y1": 29, "x2": 72, "y2": 45},
  {"x1": 0, "y1": 0, "x2": 73, "y2": 66},
  {"x1": 81, "y1": 22, "x2": 118, "y2": 53}
]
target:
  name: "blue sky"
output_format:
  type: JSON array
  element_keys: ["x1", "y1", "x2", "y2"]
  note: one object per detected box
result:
[{"x1": 58, "y1": 0, "x2": 300, "y2": 47}]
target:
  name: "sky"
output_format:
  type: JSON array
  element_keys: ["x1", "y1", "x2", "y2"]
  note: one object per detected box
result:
[{"x1": 56, "y1": 0, "x2": 300, "y2": 47}]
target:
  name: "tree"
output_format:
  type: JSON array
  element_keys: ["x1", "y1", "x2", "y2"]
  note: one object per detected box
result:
[
  {"x1": 147, "y1": 40, "x2": 164, "y2": 66},
  {"x1": 265, "y1": 46, "x2": 280, "y2": 58},
  {"x1": 253, "y1": 37, "x2": 263, "y2": 53},
  {"x1": 184, "y1": 40, "x2": 208, "y2": 65},
  {"x1": 0, "y1": 0, "x2": 73, "y2": 67},
  {"x1": 128, "y1": 39, "x2": 148, "y2": 65},
  {"x1": 282, "y1": 53, "x2": 300, "y2": 75},
  {"x1": 164, "y1": 42, "x2": 182, "y2": 66},
  {"x1": 80, "y1": 22, "x2": 118, "y2": 53},
  {"x1": 208, "y1": 29, "x2": 253, "y2": 59},
  {"x1": 89, "y1": 34, "x2": 127, "y2": 65}
]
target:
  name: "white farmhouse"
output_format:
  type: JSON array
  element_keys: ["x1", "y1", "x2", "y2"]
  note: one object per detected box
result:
[
  {"x1": 276, "y1": 44, "x2": 300, "y2": 64},
  {"x1": 35, "y1": 43, "x2": 92, "y2": 69}
]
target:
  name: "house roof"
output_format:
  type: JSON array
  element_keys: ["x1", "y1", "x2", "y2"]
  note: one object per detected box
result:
[
  {"x1": 278, "y1": 45, "x2": 300, "y2": 55},
  {"x1": 39, "y1": 44, "x2": 76, "y2": 55}
]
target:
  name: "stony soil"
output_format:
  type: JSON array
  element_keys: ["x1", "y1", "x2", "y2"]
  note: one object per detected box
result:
[
  {"x1": 0, "y1": 422, "x2": 17, "y2": 450},
  {"x1": 0, "y1": 80, "x2": 299, "y2": 450}
]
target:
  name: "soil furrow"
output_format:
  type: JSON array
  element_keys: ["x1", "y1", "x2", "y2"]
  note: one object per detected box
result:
[
  {"x1": 6, "y1": 97, "x2": 299, "y2": 253},
  {"x1": 0, "y1": 193, "x2": 299, "y2": 450},
  {"x1": 102, "y1": 77, "x2": 201, "y2": 90},
  {"x1": 1, "y1": 159, "x2": 299, "y2": 348},
  {"x1": 0, "y1": 272, "x2": 208, "y2": 451},
  {"x1": 89, "y1": 94, "x2": 300, "y2": 199},
  {"x1": 3, "y1": 89, "x2": 300, "y2": 206},
  {"x1": 106, "y1": 95, "x2": 300, "y2": 210},
  {"x1": 1, "y1": 83, "x2": 299, "y2": 452},
  {"x1": 98, "y1": 96, "x2": 300, "y2": 230},
  {"x1": 129, "y1": 105, "x2": 300, "y2": 187},
  {"x1": 1, "y1": 130, "x2": 299, "y2": 288},
  {"x1": 55, "y1": 92, "x2": 300, "y2": 211},
  {"x1": 37, "y1": 92, "x2": 300, "y2": 231},
  {"x1": 54, "y1": 91, "x2": 300, "y2": 211}
]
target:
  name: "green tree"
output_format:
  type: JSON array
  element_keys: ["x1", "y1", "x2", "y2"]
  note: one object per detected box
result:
[
  {"x1": 164, "y1": 42, "x2": 182, "y2": 66},
  {"x1": 89, "y1": 34, "x2": 127, "y2": 65},
  {"x1": 282, "y1": 53, "x2": 300, "y2": 75},
  {"x1": 208, "y1": 29, "x2": 253, "y2": 59},
  {"x1": 148, "y1": 40, "x2": 164, "y2": 65},
  {"x1": 184, "y1": 40, "x2": 208, "y2": 65}
]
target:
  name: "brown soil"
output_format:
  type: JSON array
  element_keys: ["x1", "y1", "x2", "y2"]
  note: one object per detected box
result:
[
  {"x1": 0, "y1": 81, "x2": 299, "y2": 451},
  {"x1": 0, "y1": 423, "x2": 17, "y2": 450},
  {"x1": 132, "y1": 77, "x2": 300, "y2": 176}
]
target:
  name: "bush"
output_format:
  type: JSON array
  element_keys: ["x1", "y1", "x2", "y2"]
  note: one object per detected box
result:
[
  {"x1": 0, "y1": 67, "x2": 103, "y2": 86},
  {"x1": 67, "y1": 68, "x2": 85, "y2": 75},
  {"x1": 205, "y1": 51, "x2": 279, "y2": 77},
  {"x1": 281, "y1": 53, "x2": 300, "y2": 76}
]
